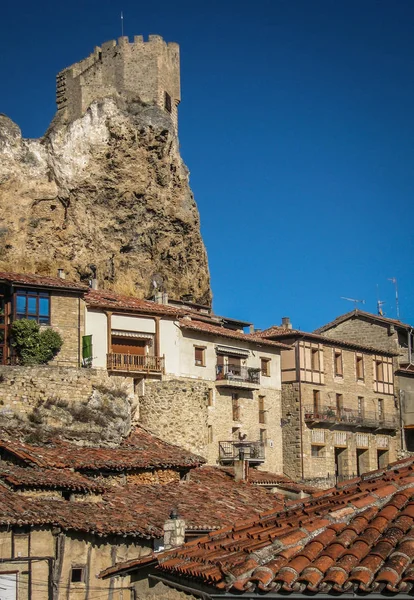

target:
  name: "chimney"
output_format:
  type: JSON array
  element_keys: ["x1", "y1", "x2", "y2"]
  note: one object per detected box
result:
[
  {"x1": 57, "y1": 269, "x2": 66, "y2": 279},
  {"x1": 281, "y1": 317, "x2": 292, "y2": 330},
  {"x1": 90, "y1": 279, "x2": 98, "y2": 290},
  {"x1": 163, "y1": 509, "x2": 186, "y2": 550},
  {"x1": 234, "y1": 447, "x2": 249, "y2": 482},
  {"x1": 154, "y1": 291, "x2": 163, "y2": 304},
  {"x1": 249, "y1": 324, "x2": 254, "y2": 334},
  {"x1": 162, "y1": 291, "x2": 169, "y2": 305}
]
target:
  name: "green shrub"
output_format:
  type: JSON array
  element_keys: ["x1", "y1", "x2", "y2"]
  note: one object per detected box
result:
[{"x1": 11, "y1": 320, "x2": 63, "y2": 366}]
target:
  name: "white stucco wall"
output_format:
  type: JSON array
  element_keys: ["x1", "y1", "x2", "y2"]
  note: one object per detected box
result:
[
  {"x1": 177, "y1": 330, "x2": 281, "y2": 390},
  {"x1": 85, "y1": 310, "x2": 108, "y2": 368},
  {"x1": 159, "y1": 320, "x2": 181, "y2": 375},
  {"x1": 111, "y1": 315, "x2": 156, "y2": 333}
]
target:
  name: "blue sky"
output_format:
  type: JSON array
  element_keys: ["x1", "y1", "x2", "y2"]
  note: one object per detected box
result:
[{"x1": 1, "y1": 0, "x2": 413, "y2": 331}]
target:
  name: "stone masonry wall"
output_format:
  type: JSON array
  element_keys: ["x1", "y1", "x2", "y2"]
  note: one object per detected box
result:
[
  {"x1": 139, "y1": 378, "x2": 210, "y2": 458},
  {"x1": 50, "y1": 294, "x2": 85, "y2": 367},
  {"x1": 58, "y1": 36, "x2": 180, "y2": 128},
  {"x1": 321, "y1": 318, "x2": 399, "y2": 355},
  {"x1": 282, "y1": 344, "x2": 399, "y2": 486},
  {"x1": 0, "y1": 365, "x2": 136, "y2": 441},
  {"x1": 281, "y1": 382, "x2": 302, "y2": 480},
  {"x1": 139, "y1": 378, "x2": 283, "y2": 471}
]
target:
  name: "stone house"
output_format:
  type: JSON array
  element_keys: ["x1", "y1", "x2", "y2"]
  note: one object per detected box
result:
[
  {"x1": 315, "y1": 309, "x2": 414, "y2": 451},
  {"x1": 0, "y1": 271, "x2": 87, "y2": 368},
  {"x1": 84, "y1": 288, "x2": 289, "y2": 472},
  {"x1": 100, "y1": 456, "x2": 414, "y2": 600},
  {"x1": 0, "y1": 428, "x2": 294, "y2": 600},
  {"x1": 256, "y1": 320, "x2": 399, "y2": 485}
]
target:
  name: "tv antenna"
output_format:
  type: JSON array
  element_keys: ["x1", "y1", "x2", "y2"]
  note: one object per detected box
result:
[
  {"x1": 121, "y1": 11, "x2": 124, "y2": 36},
  {"x1": 377, "y1": 300, "x2": 385, "y2": 316},
  {"x1": 388, "y1": 277, "x2": 400, "y2": 319},
  {"x1": 341, "y1": 297, "x2": 366, "y2": 308}
]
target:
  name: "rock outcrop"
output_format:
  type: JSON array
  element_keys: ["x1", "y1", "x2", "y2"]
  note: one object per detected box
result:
[{"x1": 0, "y1": 97, "x2": 211, "y2": 304}]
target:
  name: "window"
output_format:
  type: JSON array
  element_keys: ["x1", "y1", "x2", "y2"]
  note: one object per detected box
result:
[
  {"x1": 232, "y1": 426, "x2": 240, "y2": 440},
  {"x1": 311, "y1": 348, "x2": 320, "y2": 371},
  {"x1": 336, "y1": 393, "x2": 343, "y2": 414},
  {"x1": 334, "y1": 350, "x2": 343, "y2": 377},
  {"x1": 259, "y1": 428, "x2": 267, "y2": 444},
  {"x1": 261, "y1": 358, "x2": 270, "y2": 377},
  {"x1": 356, "y1": 354, "x2": 364, "y2": 381},
  {"x1": 259, "y1": 395, "x2": 266, "y2": 424},
  {"x1": 378, "y1": 399, "x2": 384, "y2": 422},
  {"x1": 375, "y1": 360, "x2": 384, "y2": 383},
  {"x1": 358, "y1": 396, "x2": 364, "y2": 417},
  {"x1": 194, "y1": 346, "x2": 205, "y2": 367},
  {"x1": 70, "y1": 567, "x2": 85, "y2": 583},
  {"x1": 232, "y1": 393, "x2": 240, "y2": 421},
  {"x1": 207, "y1": 425, "x2": 213, "y2": 443},
  {"x1": 15, "y1": 289, "x2": 50, "y2": 324},
  {"x1": 207, "y1": 389, "x2": 213, "y2": 406},
  {"x1": 311, "y1": 445, "x2": 324, "y2": 458},
  {"x1": 164, "y1": 91, "x2": 172, "y2": 113},
  {"x1": 313, "y1": 389, "x2": 320, "y2": 412}
]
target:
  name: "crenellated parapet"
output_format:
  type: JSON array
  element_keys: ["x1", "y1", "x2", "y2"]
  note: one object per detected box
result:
[{"x1": 56, "y1": 35, "x2": 181, "y2": 129}]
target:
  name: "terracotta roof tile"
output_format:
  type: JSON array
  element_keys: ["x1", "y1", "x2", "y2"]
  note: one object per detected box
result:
[
  {"x1": 0, "y1": 271, "x2": 87, "y2": 291},
  {"x1": 256, "y1": 326, "x2": 398, "y2": 356},
  {"x1": 179, "y1": 318, "x2": 291, "y2": 349},
  {"x1": 0, "y1": 426, "x2": 204, "y2": 470},
  {"x1": 314, "y1": 309, "x2": 412, "y2": 334},
  {"x1": 0, "y1": 464, "x2": 105, "y2": 492},
  {"x1": 85, "y1": 288, "x2": 187, "y2": 317},
  {"x1": 103, "y1": 456, "x2": 414, "y2": 594}
]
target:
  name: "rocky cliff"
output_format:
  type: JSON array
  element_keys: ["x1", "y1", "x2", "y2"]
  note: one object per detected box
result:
[{"x1": 0, "y1": 97, "x2": 211, "y2": 304}]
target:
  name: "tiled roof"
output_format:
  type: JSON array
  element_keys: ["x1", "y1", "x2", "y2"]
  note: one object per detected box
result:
[
  {"x1": 257, "y1": 326, "x2": 398, "y2": 356},
  {"x1": 314, "y1": 309, "x2": 412, "y2": 334},
  {"x1": 0, "y1": 464, "x2": 105, "y2": 492},
  {"x1": 85, "y1": 288, "x2": 187, "y2": 317},
  {"x1": 107, "y1": 457, "x2": 414, "y2": 594},
  {"x1": 0, "y1": 426, "x2": 205, "y2": 470},
  {"x1": 0, "y1": 464, "x2": 285, "y2": 539},
  {"x1": 179, "y1": 319, "x2": 291, "y2": 350},
  {"x1": 0, "y1": 271, "x2": 87, "y2": 291}
]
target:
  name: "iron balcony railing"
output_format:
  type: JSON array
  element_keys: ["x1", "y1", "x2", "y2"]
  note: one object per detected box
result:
[
  {"x1": 107, "y1": 353, "x2": 164, "y2": 373},
  {"x1": 216, "y1": 364, "x2": 261, "y2": 384},
  {"x1": 218, "y1": 440, "x2": 265, "y2": 463},
  {"x1": 303, "y1": 406, "x2": 398, "y2": 430}
]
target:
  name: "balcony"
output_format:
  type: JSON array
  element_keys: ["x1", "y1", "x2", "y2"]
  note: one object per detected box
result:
[
  {"x1": 218, "y1": 440, "x2": 265, "y2": 464},
  {"x1": 303, "y1": 406, "x2": 398, "y2": 430},
  {"x1": 215, "y1": 364, "x2": 261, "y2": 390},
  {"x1": 107, "y1": 353, "x2": 164, "y2": 374}
]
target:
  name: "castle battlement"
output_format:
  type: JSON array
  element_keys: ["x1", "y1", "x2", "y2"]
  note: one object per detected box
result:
[{"x1": 56, "y1": 35, "x2": 181, "y2": 128}]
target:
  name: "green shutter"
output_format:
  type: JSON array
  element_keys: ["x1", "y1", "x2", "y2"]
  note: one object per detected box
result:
[{"x1": 82, "y1": 335, "x2": 93, "y2": 367}]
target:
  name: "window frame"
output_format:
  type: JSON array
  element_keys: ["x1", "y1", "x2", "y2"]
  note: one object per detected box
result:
[
  {"x1": 14, "y1": 289, "x2": 51, "y2": 325},
  {"x1": 164, "y1": 91, "x2": 172, "y2": 113},
  {"x1": 260, "y1": 357, "x2": 271, "y2": 377},
  {"x1": 70, "y1": 567, "x2": 86, "y2": 584},
  {"x1": 334, "y1": 349, "x2": 343, "y2": 377},
  {"x1": 258, "y1": 395, "x2": 266, "y2": 424},
  {"x1": 194, "y1": 346, "x2": 206, "y2": 367},
  {"x1": 355, "y1": 354, "x2": 364, "y2": 381}
]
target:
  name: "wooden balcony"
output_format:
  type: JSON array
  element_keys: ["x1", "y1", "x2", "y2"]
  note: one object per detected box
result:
[{"x1": 107, "y1": 353, "x2": 164, "y2": 374}]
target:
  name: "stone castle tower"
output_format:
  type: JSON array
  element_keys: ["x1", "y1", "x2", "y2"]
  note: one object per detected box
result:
[{"x1": 56, "y1": 35, "x2": 181, "y2": 129}]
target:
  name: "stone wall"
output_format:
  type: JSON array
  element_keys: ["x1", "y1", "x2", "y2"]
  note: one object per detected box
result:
[
  {"x1": 139, "y1": 378, "x2": 283, "y2": 472},
  {"x1": 50, "y1": 293, "x2": 85, "y2": 367},
  {"x1": 282, "y1": 344, "x2": 399, "y2": 484},
  {"x1": 139, "y1": 378, "x2": 210, "y2": 458},
  {"x1": 58, "y1": 35, "x2": 180, "y2": 128},
  {"x1": 132, "y1": 576, "x2": 199, "y2": 600},
  {"x1": 281, "y1": 382, "x2": 302, "y2": 480},
  {"x1": 0, "y1": 365, "x2": 135, "y2": 441},
  {"x1": 321, "y1": 317, "x2": 400, "y2": 356}
]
